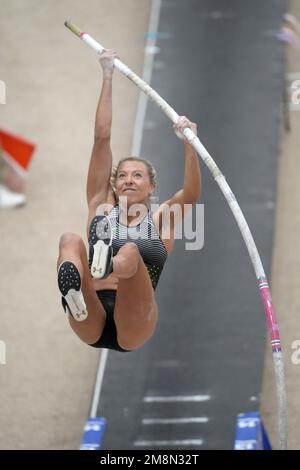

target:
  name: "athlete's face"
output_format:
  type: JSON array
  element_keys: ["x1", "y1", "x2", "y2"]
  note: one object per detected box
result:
[{"x1": 115, "y1": 161, "x2": 154, "y2": 206}]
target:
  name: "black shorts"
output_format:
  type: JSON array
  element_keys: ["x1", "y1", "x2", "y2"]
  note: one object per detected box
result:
[{"x1": 89, "y1": 290, "x2": 130, "y2": 353}]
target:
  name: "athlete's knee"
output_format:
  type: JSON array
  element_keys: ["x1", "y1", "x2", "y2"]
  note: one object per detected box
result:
[
  {"x1": 59, "y1": 232, "x2": 83, "y2": 250},
  {"x1": 122, "y1": 242, "x2": 140, "y2": 258},
  {"x1": 113, "y1": 243, "x2": 140, "y2": 279},
  {"x1": 124, "y1": 243, "x2": 142, "y2": 272}
]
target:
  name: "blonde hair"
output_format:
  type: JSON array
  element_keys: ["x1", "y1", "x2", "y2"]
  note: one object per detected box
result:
[{"x1": 110, "y1": 157, "x2": 157, "y2": 193}]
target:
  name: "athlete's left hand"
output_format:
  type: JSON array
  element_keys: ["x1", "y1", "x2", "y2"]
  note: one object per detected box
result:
[{"x1": 173, "y1": 116, "x2": 197, "y2": 141}]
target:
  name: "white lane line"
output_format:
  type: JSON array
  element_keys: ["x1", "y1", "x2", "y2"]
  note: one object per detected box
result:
[
  {"x1": 134, "y1": 439, "x2": 203, "y2": 447},
  {"x1": 90, "y1": 348, "x2": 108, "y2": 418},
  {"x1": 131, "y1": 0, "x2": 162, "y2": 156},
  {"x1": 289, "y1": 103, "x2": 300, "y2": 111},
  {"x1": 143, "y1": 394, "x2": 211, "y2": 403},
  {"x1": 142, "y1": 417, "x2": 209, "y2": 424},
  {"x1": 286, "y1": 71, "x2": 300, "y2": 80}
]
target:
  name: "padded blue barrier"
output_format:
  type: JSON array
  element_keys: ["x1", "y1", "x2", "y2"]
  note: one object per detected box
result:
[
  {"x1": 234, "y1": 412, "x2": 272, "y2": 450},
  {"x1": 80, "y1": 417, "x2": 106, "y2": 450}
]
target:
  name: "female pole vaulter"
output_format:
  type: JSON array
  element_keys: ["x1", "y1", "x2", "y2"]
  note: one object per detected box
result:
[{"x1": 57, "y1": 49, "x2": 201, "y2": 352}]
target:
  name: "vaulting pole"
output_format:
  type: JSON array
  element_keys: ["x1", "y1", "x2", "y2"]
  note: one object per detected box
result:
[{"x1": 64, "y1": 20, "x2": 287, "y2": 449}]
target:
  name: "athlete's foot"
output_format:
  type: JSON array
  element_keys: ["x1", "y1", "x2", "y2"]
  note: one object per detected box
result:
[
  {"x1": 58, "y1": 261, "x2": 88, "y2": 322},
  {"x1": 89, "y1": 216, "x2": 113, "y2": 279}
]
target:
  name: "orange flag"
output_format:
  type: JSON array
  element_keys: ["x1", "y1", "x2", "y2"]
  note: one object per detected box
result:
[{"x1": 0, "y1": 128, "x2": 35, "y2": 174}]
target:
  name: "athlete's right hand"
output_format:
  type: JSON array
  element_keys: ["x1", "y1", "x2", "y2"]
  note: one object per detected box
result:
[{"x1": 98, "y1": 49, "x2": 118, "y2": 77}]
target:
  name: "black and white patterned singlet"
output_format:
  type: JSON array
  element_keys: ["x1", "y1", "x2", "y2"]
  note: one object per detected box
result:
[{"x1": 88, "y1": 204, "x2": 168, "y2": 289}]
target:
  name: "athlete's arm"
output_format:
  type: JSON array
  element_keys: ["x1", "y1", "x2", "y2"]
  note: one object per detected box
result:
[
  {"x1": 153, "y1": 116, "x2": 201, "y2": 235},
  {"x1": 86, "y1": 49, "x2": 117, "y2": 211}
]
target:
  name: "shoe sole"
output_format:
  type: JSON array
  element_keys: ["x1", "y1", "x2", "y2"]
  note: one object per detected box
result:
[
  {"x1": 91, "y1": 240, "x2": 112, "y2": 279},
  {"x1": 58, "y1": 261, "x2": 88, "y2": 322}
]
